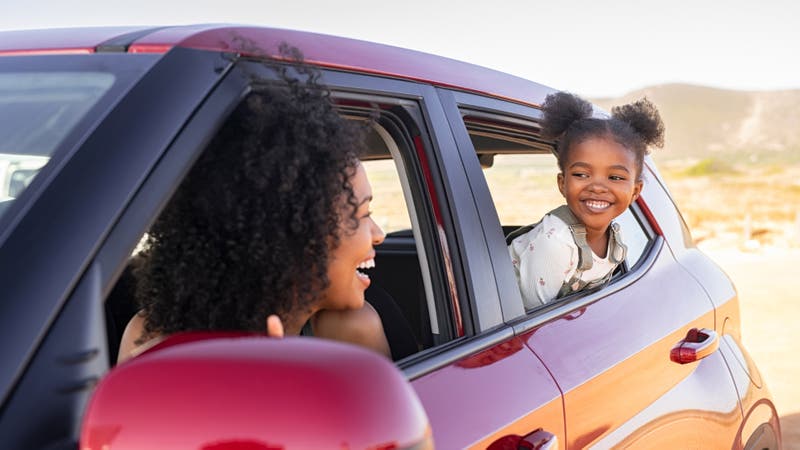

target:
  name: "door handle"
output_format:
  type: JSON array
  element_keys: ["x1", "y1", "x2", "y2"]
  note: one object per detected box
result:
[
  {"x1": 488, "y1": 429, "x2": 558, "y2": 450},
  {"x1": 670, "y1": 327, "x2": 719, "y2": 364}
]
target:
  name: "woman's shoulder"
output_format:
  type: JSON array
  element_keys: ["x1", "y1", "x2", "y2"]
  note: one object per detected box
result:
[{"x1": 117, "y1": 312, "x2": 164, "y2": 364}]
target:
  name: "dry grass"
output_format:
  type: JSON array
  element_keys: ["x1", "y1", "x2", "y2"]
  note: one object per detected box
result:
[{"x1": 660, "y1": 160, "x2": 800, "y2": 250}]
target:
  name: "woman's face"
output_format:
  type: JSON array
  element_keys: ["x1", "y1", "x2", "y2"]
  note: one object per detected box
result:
[{"x1": 319, "y1": 162, "x2": 385, "y2": 311}]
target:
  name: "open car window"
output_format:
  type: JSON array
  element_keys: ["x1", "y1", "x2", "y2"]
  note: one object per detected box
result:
[
  {"x1": 461, "y1": 111, "x2": 654, "y2": 309},
  {"x1": 106, "y1": 86, "x2": 460, "y2": 366},
  {"x1": 336, "y1": 96, "x2": 459, "y2": 358}
]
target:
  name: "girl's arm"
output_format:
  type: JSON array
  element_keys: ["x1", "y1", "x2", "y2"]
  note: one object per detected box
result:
[{"x1": 511, "y1": 228, "x2": 577, "y2": 308}]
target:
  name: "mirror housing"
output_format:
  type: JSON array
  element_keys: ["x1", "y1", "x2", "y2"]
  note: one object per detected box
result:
[{"x1": 80, "y1": 333, "x2": 432, "y2": 449}]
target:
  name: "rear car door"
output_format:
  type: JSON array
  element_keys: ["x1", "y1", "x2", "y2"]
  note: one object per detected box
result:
[{"x1": 441, "y1": 88, "x2": 744, "y2": 449}]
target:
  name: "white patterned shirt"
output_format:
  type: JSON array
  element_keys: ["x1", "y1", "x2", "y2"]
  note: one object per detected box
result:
[{"x1": 508, "y1": 214, "x2": 618, "y2": 309}]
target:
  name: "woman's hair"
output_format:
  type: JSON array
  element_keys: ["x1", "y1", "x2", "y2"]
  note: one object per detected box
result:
[
  {"x1": 540, "y1": 92, "x2": 665, "y2": 178},
  {"x1": 135, "y1": 54, "x2": 366, "y2": 338}
]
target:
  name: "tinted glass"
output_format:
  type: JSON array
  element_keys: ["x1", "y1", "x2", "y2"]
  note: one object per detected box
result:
[{"x1": 0, "y1": 72, "x2": 115, "y2": 218}]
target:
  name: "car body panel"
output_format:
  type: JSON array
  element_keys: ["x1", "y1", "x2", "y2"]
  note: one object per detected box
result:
[
  {"x1": 410, "y1": 334, "x2": 565, "y2": 449},
  {"x1": 521, "y1": 248, "x2": 739, "y2": 448},
  {"x1": 82, "y1": 334, "x2": 433, "y2": 450},
  {"x1": 0, "y1": 26, "x2": 152, "y2": 55}
]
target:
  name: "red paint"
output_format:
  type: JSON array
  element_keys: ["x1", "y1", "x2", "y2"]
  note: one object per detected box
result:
[
  {"x1": 81, "y1": 333, "x2": 431, "y2": 450},
  {"x1": 2, "y1": 25, "x2": 555, "y2": 107},
  {"x1": 0, "y1": 48, "x2": 94, "y2": 56},
  {"x1": 635, "y1": 196, "x2": 663, "y2": 236},
  {"x1": 522, "y1": 239, "x2": 733, "y2": 448},
  {"x1": 0, "y1": 26, "x2": 148, "y2": 55},
  {"x1": 411, "y1": 336, "x2": 564, "y2": 449},
  {"x1": 127, "y1": 26, "x2": 555, "y2": 107}
]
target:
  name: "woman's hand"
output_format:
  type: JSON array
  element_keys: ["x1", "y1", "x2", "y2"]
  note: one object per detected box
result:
[{"x1": 266, "y1": 314, "x2": 285, "y2": 338}]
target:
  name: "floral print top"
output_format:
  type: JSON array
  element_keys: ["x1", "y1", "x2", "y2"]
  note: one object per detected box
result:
[{"x1": 508, "y1": 214, "x2": 618, "y2": 309}]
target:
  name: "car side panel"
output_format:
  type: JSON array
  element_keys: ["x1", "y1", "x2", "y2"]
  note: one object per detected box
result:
[
  {"x1": 519, "y1": 169, "x2": 745, "y2": 448},
  {"x1": 640, "y1": 163, "x2": 781, "y2": 446},
  {"x1": 410, "y1": 333, "x2": 565, "y2": 449},
  {"x1": 524, "y1": 244, "x2": 741, "y2": 448}
]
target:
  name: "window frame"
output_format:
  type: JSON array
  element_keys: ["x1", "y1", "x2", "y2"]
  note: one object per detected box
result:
[{"x1": 439, "y1": 89, "x2": 663, "y2": 327}]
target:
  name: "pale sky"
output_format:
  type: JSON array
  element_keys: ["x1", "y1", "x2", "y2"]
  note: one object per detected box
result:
[{"x1": 1, "y1": 0, "x2": 798, "y2": 98}]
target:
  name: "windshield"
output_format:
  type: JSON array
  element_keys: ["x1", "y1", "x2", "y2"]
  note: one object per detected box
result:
[{"x1": 0, "y1": 66, "x2": 121, "y2": 222}]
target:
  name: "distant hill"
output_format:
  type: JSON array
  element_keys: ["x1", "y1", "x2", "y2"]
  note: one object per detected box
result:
[{"x1": 591, "y1": 84, "x2": 800, "y2": 164}]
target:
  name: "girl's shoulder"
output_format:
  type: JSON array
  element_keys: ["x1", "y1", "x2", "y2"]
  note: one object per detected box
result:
[{"x1": 509, "y1": 213, "x2": 575, "y2": 252}]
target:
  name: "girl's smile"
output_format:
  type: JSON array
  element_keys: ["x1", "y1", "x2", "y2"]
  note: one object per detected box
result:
[{"x1": 558, "y1": 136, "x2": 642, "y2": 246}]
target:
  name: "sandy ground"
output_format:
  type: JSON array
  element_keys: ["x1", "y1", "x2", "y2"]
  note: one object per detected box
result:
[{"x1": 702, "y1": 246, "x2": 800, "y2": 449}]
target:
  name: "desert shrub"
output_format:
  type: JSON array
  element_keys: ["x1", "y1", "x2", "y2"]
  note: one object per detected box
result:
[{"x1": 684, "y1": 158, "x2": 737, "y2": 176}]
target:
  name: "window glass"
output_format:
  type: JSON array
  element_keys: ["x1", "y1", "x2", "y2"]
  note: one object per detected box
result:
[
  {"x1": 614, "y1": 208, "x2": 650, "y2": 268},
  {"x1": 362, "y1": 159, "x2": 411, "y2": 233},
  {"x1": 0, "y1": 72, "x2": 115, "y2": 218}
]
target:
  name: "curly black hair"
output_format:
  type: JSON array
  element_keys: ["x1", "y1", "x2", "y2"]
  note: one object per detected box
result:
[
  {"x1": 540, "y1": 92, "x2": 665, "y2": 178},
  {"x1": 135, "y1": 55, "x2": 366, "y2": 339}
]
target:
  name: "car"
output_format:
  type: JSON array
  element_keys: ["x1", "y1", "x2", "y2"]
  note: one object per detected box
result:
[{"x1": 0, "y1": 24, "x2": 781, "y2": 449}]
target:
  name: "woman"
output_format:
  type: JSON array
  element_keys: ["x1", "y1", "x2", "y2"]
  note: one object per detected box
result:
[{"x1": 118, "y1": 54, "x2": 389, "y2": 362}]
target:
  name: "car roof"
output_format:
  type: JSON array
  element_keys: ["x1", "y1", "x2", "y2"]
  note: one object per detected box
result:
[{"x1": 0, "y1": 24, "x2": 554, "y2": 107}]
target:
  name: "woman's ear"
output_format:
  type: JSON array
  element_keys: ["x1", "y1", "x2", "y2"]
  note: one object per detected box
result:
[{"x1": 266, "y1": 314, "x2": 285, "y2": 338}]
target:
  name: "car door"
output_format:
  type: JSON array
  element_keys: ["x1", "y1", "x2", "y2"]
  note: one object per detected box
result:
[
  {"x1": 307, "y1": 69, "x2": 565, "y2": 449},
  {"x1": 441, "y1": 88, "x2": 744, "y2": 449}
]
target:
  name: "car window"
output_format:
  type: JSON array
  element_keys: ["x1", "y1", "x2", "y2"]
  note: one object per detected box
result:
[
  {"x1": 0, "y1": 72, "x2": 114, "y2": 219},
  {"x1": 106, "y1": 88, "x2": 457, "y2": 365},
  {"x1": 614, "y1": 207, "x2": 651, "y2": 269},
  {"x1": 461, "y1": 112, "x2": 654, "y2": 307},
  {"x1": 362, "y1": 158, "x2": 411, "y2": 233},
  {"x1": 338, "y1": 97, "x2": 458, "y2": 355}
]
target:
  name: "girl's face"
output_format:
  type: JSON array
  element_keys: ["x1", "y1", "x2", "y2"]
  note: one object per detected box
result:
[
  {"x1": 318, "y1": 162, "x2": 385, "y2": 311},
  {"x1": 557, "y1": 137, "x2": 643, "y2": 237}
]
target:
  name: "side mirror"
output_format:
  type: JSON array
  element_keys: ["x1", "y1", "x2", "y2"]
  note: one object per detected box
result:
[{"x1": 80, "y1": 333, "x2": 432, "y2": 449}]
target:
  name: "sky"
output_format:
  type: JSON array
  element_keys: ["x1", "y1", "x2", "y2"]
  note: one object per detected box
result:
[{"x1": 1, "y1": 0, "x2": 798, "y2": 98}]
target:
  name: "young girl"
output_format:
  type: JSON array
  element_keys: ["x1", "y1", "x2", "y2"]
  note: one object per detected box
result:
[{"x1": 508, "y1": 92, "x2": 664, "y2": 308}]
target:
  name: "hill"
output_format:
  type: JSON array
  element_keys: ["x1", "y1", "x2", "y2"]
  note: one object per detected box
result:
[{"x1": 592, "y1": 84, "x2": 800, "y2": 165}]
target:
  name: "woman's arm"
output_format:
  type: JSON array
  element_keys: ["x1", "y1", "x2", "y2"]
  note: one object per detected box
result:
[{"x1": 117, "y1": 312, "x2": 147, "y2": 364}]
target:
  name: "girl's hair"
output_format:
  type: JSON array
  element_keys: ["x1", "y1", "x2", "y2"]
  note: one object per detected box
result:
[
  {"x1": 135, "y1": 53, "x2": 365, "y2": 338},
  {"x1": 540, "y1": 92, "x2": 665, "y2": 178}
]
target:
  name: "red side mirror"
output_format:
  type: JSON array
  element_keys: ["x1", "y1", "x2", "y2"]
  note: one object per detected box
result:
[{"x1": 80, "y1": 333, "x2": 432, "y2": 449}]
